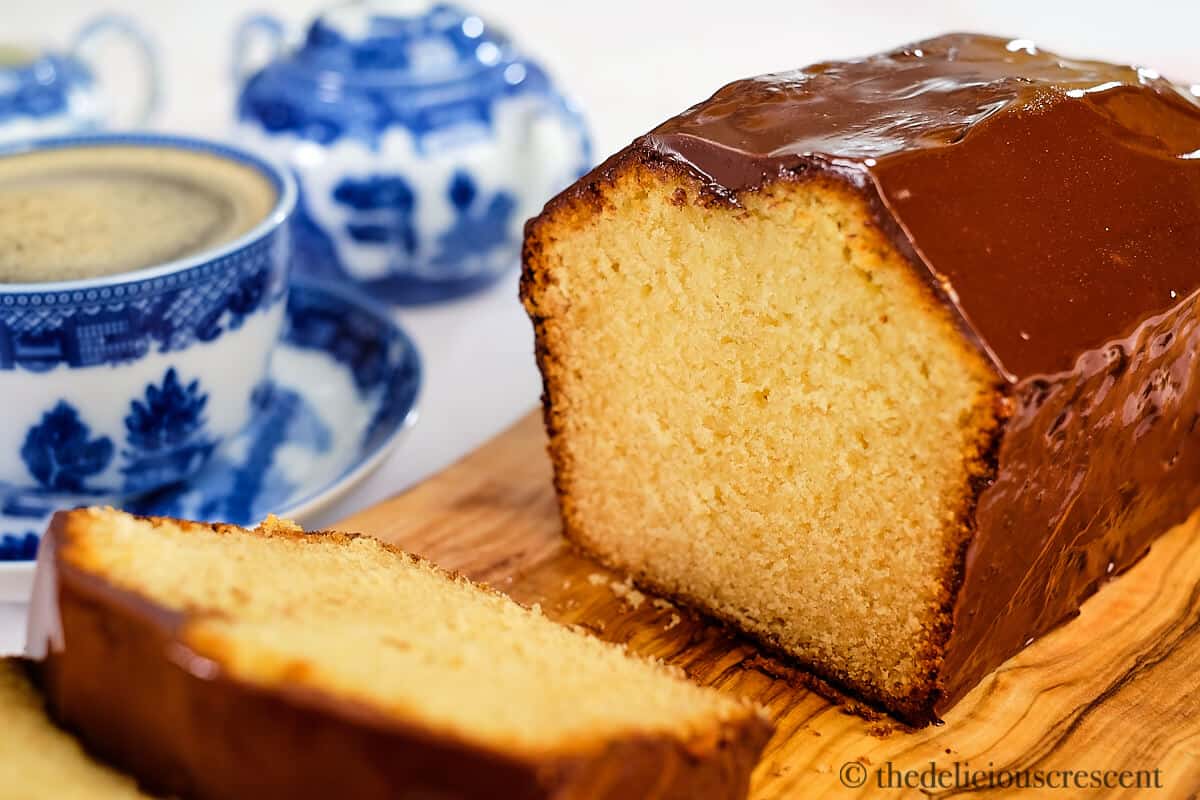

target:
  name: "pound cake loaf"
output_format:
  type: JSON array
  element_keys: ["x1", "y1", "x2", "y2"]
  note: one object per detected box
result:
[
  {"x1": 521, "y1": 33, "x2": 1200, "y2": 725},
  {"x1": 26, "y1": 508, "x2": 771, "y2": 800},
  {"x1": 0, "y1": 658, "x2": 153, "y2": 800}
]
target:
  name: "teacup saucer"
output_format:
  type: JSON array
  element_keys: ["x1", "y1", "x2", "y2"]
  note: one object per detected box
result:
[{"x1": 0, "y1": 278, "x2": 420, "y2": 602}]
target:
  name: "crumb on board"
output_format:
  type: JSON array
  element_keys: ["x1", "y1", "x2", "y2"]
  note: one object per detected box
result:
[
  {"x1": 609, "y1": 577, "x2": 645, "y2": 609},
  {"x1": 587, "y1": 573, "x2": 608, "y2": 586},
  {"x1": 652, "y1": 597, "x2": 675, "y2": 611},
  {"x1": 665, "y1": 613, "x2": 681, "y2": 631},
  {"x1": 867, "y1": 721, "x2": 904, "y2": 737}
]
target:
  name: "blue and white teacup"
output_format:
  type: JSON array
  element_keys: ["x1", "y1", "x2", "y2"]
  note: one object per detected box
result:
[
  {"x1": 232, "y1": 1, "x2": 590, "y2": 304},
  {"x1": 0, "y1": 133, "x2": 295, "y2": 520},
  {"x1": 0, "y1": 15, "x2": 160, "y2": 143}
]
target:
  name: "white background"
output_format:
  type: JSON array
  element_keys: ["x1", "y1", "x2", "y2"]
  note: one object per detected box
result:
[{"x1": 2, "y1": 0, "x2": 1198, "y2": 650}]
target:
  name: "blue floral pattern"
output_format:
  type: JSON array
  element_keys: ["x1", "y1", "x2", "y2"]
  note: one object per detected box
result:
[
  {"x1": 234, "y1": 3, "x2": 590, "y2": 304},
  {"x1": 292, "y1": 170, "x2": 518, "y2": 303},
  {"x1": 237, "y1": 3, "x2": 556, "y2": 149},
  {"x1": 20, "y1": 401, "x2": 114, "y2": 493},
  {"x1": 0, "y1": 279, "x2": 420, "y2": 562},
  {"x1": 429, "y1": 171, "x2": 516, "y2": 271},
  {"x1": 0, "y1": 532, "x2": 38, "y2": 561},
  {"x1": 217, "y1": 383, "x2": 329, "y2": 521},
  {"x1": 124, "y1": 381, "x2": 329, "y2": 522},
  {"x1": 121, "y1": 368, "x2": 219, "y2": 493},
  {"x1": 333, "y1": 175, "x2": 418, "y2": 252},
  {"x1": 239, "y1": 64, "x2": 553, "y2": 149},
  {"x1": 364, "y1": 357, "x2": 421, "y2": 452},
  {"x1": 284, "y1": 281, "x2": 400, "y2": 393},
  {"x1": 282, "y1": 279, "x2": 418, "y2": 448},
  {"x1": 0, "y1": 54, "x2": 93, "y2": 123},
  {"x1": 12, "y1": 369, "x2": 222, "y2": 500},
  {"x1": 0, "y1": 235, "x2": 286, "y2": 373},
  {"x1": 304, "y1": 7, "x2": 484, "y2": 73}
]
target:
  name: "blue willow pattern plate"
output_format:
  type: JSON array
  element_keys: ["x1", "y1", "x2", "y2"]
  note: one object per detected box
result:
[{"x1": 0, "y1": 279, "x2": 420, "y2": 598}]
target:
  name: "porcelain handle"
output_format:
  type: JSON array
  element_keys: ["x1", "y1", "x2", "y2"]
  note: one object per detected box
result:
[
  {"x1": 71, "y1": 15, "x2": 161, "y2": 128},
  {"x1": 232, "y1": 14, "x2": 286, "y2": 84}
]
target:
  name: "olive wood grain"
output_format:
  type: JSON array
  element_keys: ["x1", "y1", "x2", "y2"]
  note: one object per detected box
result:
[{"x1": 338, "y1": 411, "x2": 1200, "y2": 799}]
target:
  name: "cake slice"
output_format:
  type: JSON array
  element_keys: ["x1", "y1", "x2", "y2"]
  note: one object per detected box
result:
[
  {"x1": 521, "y1": 33, "x2": 1200, "y2": 725},
  {"x1": 26, "y1": 508, "x2": 770, "y2": 800},
  {"x1": 0, "y1": 658, "x2": 154, "y2": 800}
]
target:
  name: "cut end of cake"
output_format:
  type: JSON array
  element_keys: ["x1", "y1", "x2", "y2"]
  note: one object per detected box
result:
[
  {"x1": 523, "y1": 152, "x2": 1006, "y2": 722},
  {"x1": 30, "y1": 507, "x2": 772, "y2": 800}
]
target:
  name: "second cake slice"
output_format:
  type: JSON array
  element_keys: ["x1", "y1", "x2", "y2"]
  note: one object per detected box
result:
[{"x1": 27, "y1": 508, "x2": 771, "y2": 800}]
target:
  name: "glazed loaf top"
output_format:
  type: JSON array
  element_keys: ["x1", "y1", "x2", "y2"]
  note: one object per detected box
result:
[{"x1": 635, "y1": 33, "x2": 1200, "y2": 379}]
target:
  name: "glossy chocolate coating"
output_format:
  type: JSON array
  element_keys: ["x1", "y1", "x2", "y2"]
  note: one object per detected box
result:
[
  {"x1": 630, "y1": 33, "x2": 1200, "y2": 719},
  {"x1": 646, "y1": 32, "x2": 1200, "y2": 380},
  {"x1": 939, "y1": 293, "x2": 1200, "y2": 711},
  {"x1": 27, "y1": 514, "x2": 770, "y2": 800}
]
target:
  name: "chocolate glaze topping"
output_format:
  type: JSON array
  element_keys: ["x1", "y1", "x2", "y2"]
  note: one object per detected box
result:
[
  {"x1": 645, "y1": 32, "x2": 1200, "y2": 380},
  {"x1": 597, "y1": 33, "x2": 1200, "y2": 721}
]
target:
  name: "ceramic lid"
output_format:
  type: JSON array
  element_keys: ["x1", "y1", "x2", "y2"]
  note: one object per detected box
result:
[
  {"x1": 297, "y1": 1, "x2": 519, "y2": 83},
  {"x1": 236, "y1": 1, "x2": 576, "y2": 147}
]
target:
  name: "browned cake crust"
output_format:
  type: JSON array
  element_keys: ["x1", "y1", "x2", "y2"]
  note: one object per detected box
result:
[
  {"x1": 522, "y1": 34, "x2": 1200, "y2": 725},
  {"x1": 28, "y1": 512, "x2": 771, "y2": 800}
]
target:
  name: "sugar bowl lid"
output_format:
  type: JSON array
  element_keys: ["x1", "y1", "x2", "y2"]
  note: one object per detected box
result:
[{"x1": 296, "y1": 1, "x2": 518, "y2": 83}]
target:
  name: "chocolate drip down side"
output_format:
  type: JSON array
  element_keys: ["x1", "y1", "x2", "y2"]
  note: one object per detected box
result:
[{"x1": 938, "y1": 292, "x2": 1200, "y2": 710}]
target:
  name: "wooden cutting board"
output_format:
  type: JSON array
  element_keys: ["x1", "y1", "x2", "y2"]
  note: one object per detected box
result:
[{"x1": 339, "y1": 411, "x2": 1200, "y2": 799}]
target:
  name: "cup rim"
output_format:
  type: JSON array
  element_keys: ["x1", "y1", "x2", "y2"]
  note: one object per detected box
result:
[{"x1": 0, "y1": 131, "x2": 297, "y2": 294}]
